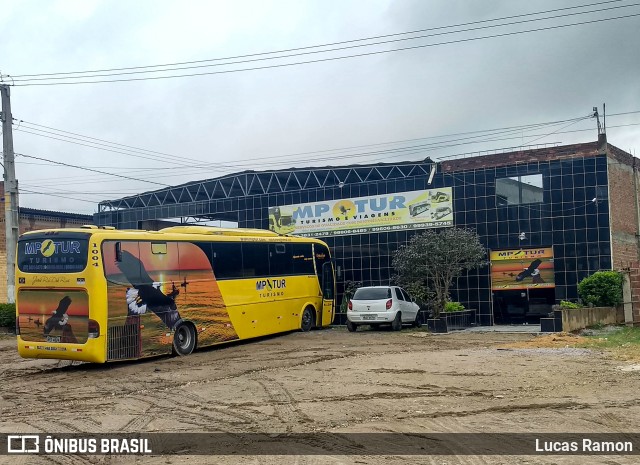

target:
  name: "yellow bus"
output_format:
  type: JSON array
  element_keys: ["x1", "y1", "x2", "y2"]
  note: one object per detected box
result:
[{"x1": 15, "y1": 225, "x2": 336, "y2": 363}]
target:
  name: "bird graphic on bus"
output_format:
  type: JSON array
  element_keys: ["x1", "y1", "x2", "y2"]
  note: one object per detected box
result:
[
  {"x1": 116, "y1": 250, "x2": 182, "y2": 330},
  {"x1": 43, "y1": 295, "x2": 78, "y2": 343}
]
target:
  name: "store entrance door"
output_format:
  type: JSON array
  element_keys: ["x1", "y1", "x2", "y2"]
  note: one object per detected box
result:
[
  {"x1": 493, "y1": 290, "x2": 528, "y2": 324},
  {"x1": 493, "y1": 288, "x2": 555, "y2": 324}
]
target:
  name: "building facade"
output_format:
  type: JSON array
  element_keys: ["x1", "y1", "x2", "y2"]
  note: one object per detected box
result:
[{"x1": 94, "y1": 138, "x2": 640, "y2": 325}]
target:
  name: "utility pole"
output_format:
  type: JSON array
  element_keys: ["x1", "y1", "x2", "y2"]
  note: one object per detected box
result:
[{"x1": 1, "y1": 84, "x2": 19, "y2": 303}]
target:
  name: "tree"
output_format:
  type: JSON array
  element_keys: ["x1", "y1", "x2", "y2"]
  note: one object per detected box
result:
[{"x1": 392, "y1": 228, "x2": 486, "y2": 318}]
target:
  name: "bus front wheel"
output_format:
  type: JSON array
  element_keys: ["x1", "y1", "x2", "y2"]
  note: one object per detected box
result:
[
  {"x1": 300, "y1": 307, "x2": 315, "y2": 332},
  {"x1": 173, "y1": 323, "x2": 196, "y2": 356}
]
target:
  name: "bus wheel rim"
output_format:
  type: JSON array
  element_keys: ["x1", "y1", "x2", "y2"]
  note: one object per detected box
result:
[{"x1": 177, "y1": 327, "x2": 190, "y2": 348}]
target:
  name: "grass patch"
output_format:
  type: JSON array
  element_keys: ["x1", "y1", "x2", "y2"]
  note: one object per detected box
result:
[
  {"x1": 578, "y1": 326, "x2": 640, "y2": 361},
  {"x1": 499, "y1": 326, "x2": 640, "y2": 361}
]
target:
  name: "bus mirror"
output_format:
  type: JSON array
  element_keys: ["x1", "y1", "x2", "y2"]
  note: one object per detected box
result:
[{"x1": 115, "y1": 242, "x2": 122, "y2": 262}]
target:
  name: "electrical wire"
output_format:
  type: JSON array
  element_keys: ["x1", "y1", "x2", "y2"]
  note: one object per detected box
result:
[
  {"x1": 19, "y1": 188, "x2": 98, "y2": 205},
  {"x1": 14, "y1": 119, "x2": 205, "y2": 166},
  {"x1": 8, "y1": 2, "x2": 639, "y2": 83},
  {"x1": 16, "y1": 152, "x2": 172, "y2": 187},
  {"x1": 6, "y1": 12, "x2": 640, "y2": 86},
  {"x1": 13, "y1": 114, "x2": 595, "y2": 180},
  {"x1": 15, "y1": 127, "x2": 574, "y2": 186},
  {"x1": 14, "y1": 127, "x2": 197, "y2": 167},
  {"x1": 13, "y1": 114, "x2": 638, "y2": 192},
  {"x1": 6, "y1": 0, "x2": 629, "y2": 79}
]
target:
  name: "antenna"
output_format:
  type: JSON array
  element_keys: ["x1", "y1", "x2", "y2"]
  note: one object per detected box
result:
[
  {"x1": 593, "y1": 104, "x2": 606, "y2": 136},
  {"x1": 593, "y1": 104, "x2": 607, "y2": 150},
  {"x1": 593, "y1": 106, "x2": 602, "y2": 135}
]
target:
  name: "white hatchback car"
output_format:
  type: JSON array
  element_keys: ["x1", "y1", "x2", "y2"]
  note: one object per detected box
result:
[{"x1": 346, "y1": 286, "x2": 421, "y2": 332}]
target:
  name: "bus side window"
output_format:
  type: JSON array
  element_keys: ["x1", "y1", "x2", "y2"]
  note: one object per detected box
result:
[
  {"x1": 292, "y1": 243, "x2": 314, "y2": 275},
  {"x1": 269, "y1": 242, "x2": 294, "y2": 276},
  {"x1": 151, "y1": 242, "x2": 167, "y2": 254},
  {"x1": 242, "y1": 243, "x2": 270, "y2": 278},
  {"x1": 115, "y1": 242, "x2": 122, "y2": 262},
  {"x1": 209, "y1": 242, "x2": 244, "y2": 279}
]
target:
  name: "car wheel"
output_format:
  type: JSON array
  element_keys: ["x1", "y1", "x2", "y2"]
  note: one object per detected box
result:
[
  {"x1": 391, "y1": 312, "x2": 402, "y2": 331},
  {"x1": 346, "y1": 320, "x2": 357, "y2": 332},
  {"x1": 173, "y1": 323, "x2": 196, "y2": 356},
  {"x1": 412, "y1": 312, "x2": 422, "y2": 328},
  {"x1": 300, "y1": 307, "x2": 315, "y2": 332}
]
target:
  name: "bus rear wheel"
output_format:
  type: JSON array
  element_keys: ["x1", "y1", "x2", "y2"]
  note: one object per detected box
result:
[
  {"x1": 173, "y1": 323, "x2": 196, "y2": 356},
  {"x1": 300, "y1": 307, "x2": 315, "y2": 332}
]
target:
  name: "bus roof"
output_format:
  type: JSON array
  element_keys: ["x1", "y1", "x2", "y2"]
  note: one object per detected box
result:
[{"x1": 18, "y1": 225, "x2": 327, "y2": 243}]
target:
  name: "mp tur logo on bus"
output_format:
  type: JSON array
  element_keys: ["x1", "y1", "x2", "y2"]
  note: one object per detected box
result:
[
  {"x1": 24, "y1": 240, "x2": 82, "y2": 256},
  {"x1": 256, "y1": 279, "x2": 286, "y2": 291}
]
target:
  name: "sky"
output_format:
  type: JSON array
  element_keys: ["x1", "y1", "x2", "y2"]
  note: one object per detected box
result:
[{"x1": 1, "y1": 0, "x2": 639, "y2": 216}]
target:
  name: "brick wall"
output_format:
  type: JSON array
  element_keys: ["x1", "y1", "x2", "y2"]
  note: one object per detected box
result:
[
  {"x1": 621, "y1": 262, "x2": 640, "y2": 324},
  {"x1": 441, "y1": 142, "x2": 600, "y2": 172},
  {"x1": 607, "y1": 147, "x2": 640, "y2": 270}
]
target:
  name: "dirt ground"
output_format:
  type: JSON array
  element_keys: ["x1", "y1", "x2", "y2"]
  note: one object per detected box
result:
[{"x1": 1, "y1": 326, "x2": 640, "y2": 465}]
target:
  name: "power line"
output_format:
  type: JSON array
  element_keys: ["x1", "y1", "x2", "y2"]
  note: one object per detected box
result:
[
  {"x1": 16, "y1": 118, "x2": 588, "y2": 186},
  {"x1": 19, "y1": 188, "x2": 98, "y2": 205},
  {"x1": 13, "y1": 114, "x2": 599, "y2": 178},
  {"x1": 14, "y1": 119, "x2": 204, "y2": 166},
  {"x1": 14, "y1": 127, "x2": 196, "y2": 167},
  {"x1": 8, "y1": 2, "x2": 638, "y2": 84},
  {"x1": 521, "y1": 118, "x2": 590, "y2": 145},
  {"x1": 23, "y1": 120, "x2": 640, "y2": 196},
  {"x1": 607, "y1": 110, "x2": 640, "y2": 117},
  {"x1": 13, "y1": 113, "x2": 638, "y2": 189},
  {"x1": 16, "y1": 152, "x2": 171, "y2": 187},
  {"x1": 6, "y1": 0, "x2": 628, "y2": 79},
  {"x1": 7, "y1": 12, "x2": 640, "y2": 86}
]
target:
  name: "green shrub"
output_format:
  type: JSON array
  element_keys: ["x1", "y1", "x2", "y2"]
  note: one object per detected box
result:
[
  {"x1": 560, "y1": 300, "x2": 581, "y2": 309},
  {"x1": 578, "y1": 271, "x2": 623, "y2": 307},
  {"x1": 0, "y1": 303, "x2": 16, "y2": 327},
  {"x1": 444, "y1": 301, "x2": 465, "y2": 313}
]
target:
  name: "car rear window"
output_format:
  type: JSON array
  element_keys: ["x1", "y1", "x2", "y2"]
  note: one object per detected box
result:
[{"x1": 353, "y1": 288, "x2": 391, "y2": 300}]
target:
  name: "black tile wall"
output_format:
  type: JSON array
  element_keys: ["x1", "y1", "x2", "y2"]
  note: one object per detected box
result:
[{"x1": 228, "y1": 154, "x2": 610, "y2": 325}]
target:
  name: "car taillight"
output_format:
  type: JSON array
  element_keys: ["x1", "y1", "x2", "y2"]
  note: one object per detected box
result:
[
  {"x1": 88, "y1": 319, "x2": 100, "y2": 339},
  {"x1": 386, "y1": 299, "x2": 392, "y2": 310},
  {"x1": 348, "y1": 301, "x2": 353, "y2": 311}
]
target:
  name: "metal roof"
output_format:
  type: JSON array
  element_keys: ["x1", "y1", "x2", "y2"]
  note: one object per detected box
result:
[{"x1": 98, "y1": 158, "x2": 435, "y2": 212}]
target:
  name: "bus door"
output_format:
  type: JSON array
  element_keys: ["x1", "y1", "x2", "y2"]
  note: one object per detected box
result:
[
  {"x1": 320, "y1": 261, "x2": 335, "y2": 326},
  {"x1": 313, "y1": 243, "x2": 335, "y2": 326}
]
